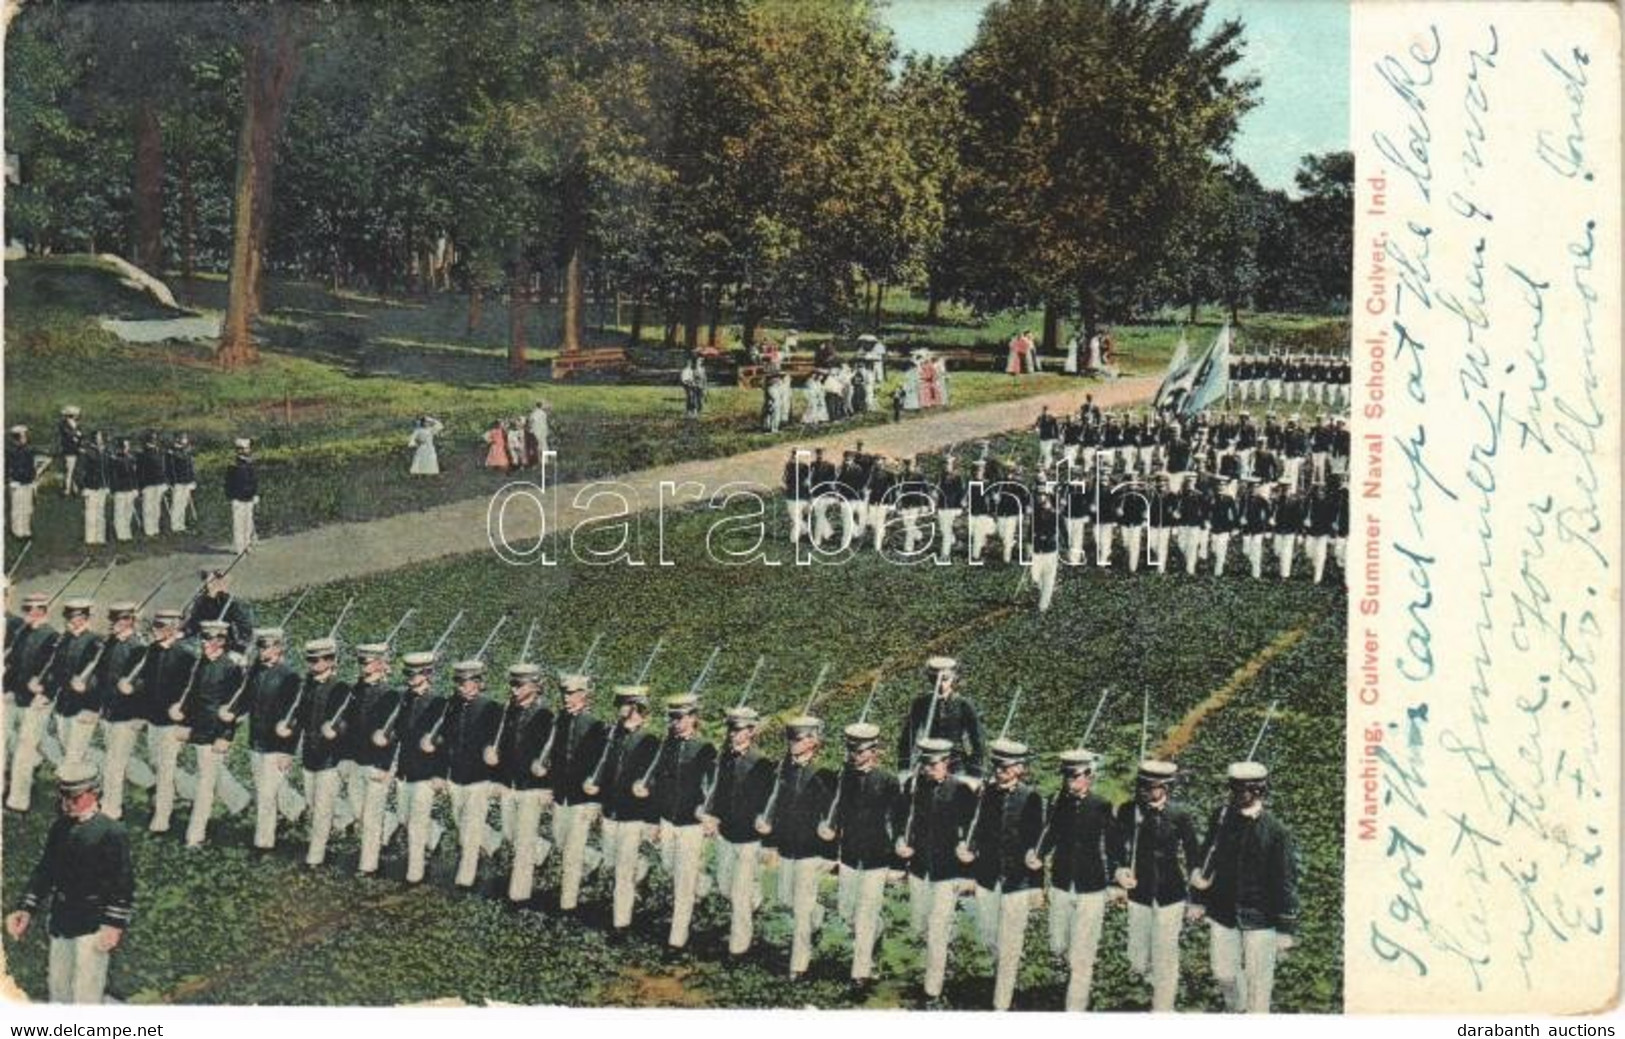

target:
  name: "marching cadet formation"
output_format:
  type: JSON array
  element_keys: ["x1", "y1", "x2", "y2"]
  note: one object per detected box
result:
[
  {"x1": 780, "y1": 404, "x2": 1352, "y2": 611},
  {"x1": 4, "y1": 410, "x2": 259, "y2": 553},
  {"x1": 1227, "y1": 350, "x2": 1351, "y2": 408},
  {"x1": 3, "y1": 572, "x2": 1301, "y2": 1012}
]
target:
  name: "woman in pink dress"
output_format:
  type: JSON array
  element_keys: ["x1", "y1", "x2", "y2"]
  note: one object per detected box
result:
[
  {"x1": 483, "y1": 419, "x2": 510, "y2": 470},
  {"x1": 919, "y1": 355, "x2": 943, "y2": 407}
]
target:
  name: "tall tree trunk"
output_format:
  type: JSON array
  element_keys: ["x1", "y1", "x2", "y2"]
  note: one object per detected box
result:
[
  {"x1": 468, "y1": 284, "x2": 484, "y2": 335},
  {"x1": 218, "y1": 10, "x2": 303, "y2": 370},
  {"x1": 509, "y1": 260, "x2": 529, "y2": 376},
  {"x1": 1188, "y1": 295, "x2": 1199, "y2": 325},
  {"x1": 873, "y1": 281, "x2": 885, "y2": 328},
  {"x1": 561, "y1": 244, "x2": 584, "y2": 354},
  {"x1": 742, "y1": 306, "x2": 762, "y2": 355},
  {"x1": 179, "y1": 147, "x2": 196, "y2": 303},
  {"x1": 705, "y1": 290, "x2": 721, "y2": 350},
  {"x1": 683, "y1": 285, "x2": 702, "y2": 352},
  {"x1": 1041, "y1": 302, "x2": 1060, "y2": 356},
  {"x1": 926, "y1": 286, "x2": 940, "y2": 323},
  {"x1": 627, "y1": 281, "x2": 645, "y2": 348},
  {"x1": 133, "y1": 102, "x2": 164, "y2": 274}
]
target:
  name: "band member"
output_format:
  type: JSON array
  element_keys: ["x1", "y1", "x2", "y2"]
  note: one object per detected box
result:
[
  {"x1": 497, "y1": 662, "x2": 554, "y2": 904},
  {"x1": 136, "y1": 431, "x2": 168, "y2": 537},
  {"x1": 226, "y1": 438, "x2": 259, "y2": 553},
  {"x1": 643, "y1": 694, "x2": 715, "y2": 948},
  {"x1": 593, "y1": 685, "x2": 659, "y2": 930},
  {"x1": 935, "y1": 456, "x2": 965, "y2": 563},
  {"x1": 79, "y1": 432, "x2": 108, "y2": 546},
  {"x1": 47, "y1": 598, "x2": 103, "y2": 769},
  {"x1": 176, "y1": 620, "x2": 244, "y2": 847},
  {"x1": 755, "y1": 714, "x2": 836, "y2": 979},
  {"x1": 440, "y1": 660, "x2": 502, "y2": 888},
  {"x1": 298, "y1": 637, "x2": 351, "y2": 866},
  {"x1": 58, "y1": 406, "x2": 83, "y2": 496},
  {"x1": 700, "y1": 706, "x2": 774, "y2": 956},
  {"x1": 1030, "y1": 749, "x2": 1121, "y2": 1011},
  {"x1": 133, "y1": 609, "x2": 194, "y2": 833},
  {"x1": 6, "y1": 764, "x2": 135, "y2": 1004},
  {"x1": 1191, "y1": 762, "x2": 1300, "y2": 1013},
  {"x1": 893, "y1": 737, "x2": 975, "y2": 1000},
  {"x1": 1331, "y1": 475, "x2": 1350, "y2": 582},
  {"x1": 166, "y1": 434, "x2": 198, "y2": 533},
  {"x1": 960, "y1": 739, "x2": 1043, "y2": 1011},
  {"x1": 92, "y1": 603, "x2": 148, "y2": 821},
  {"x1": 1114, "y1": 760, "x2": 1202, "y2": 1011},
  {"x1": 184, "y1": 569, "x2": 254, "y2": 655},
  {"x1": 898, "y1": 657, "x2": 985, "y2": 777},
  {"x1": 235, "y1": 628, "x2": 304, "y2": 849},
  {"x1": 820, "y1": 721, "x2": 898, "y2": 985},
  {"x1": 543, "y1": 672, "x2": 608, "y2": 911},
  {"x1": 393, "y1": 650, "x2": 449, "y2": 883},
  {"x1": 7, "y1": 424, "x2": 37, "y2": 539},
  {"x1": 5, "y1": 592, "x2": 59, "y2": 813},
  {"x1": 352, "y1": 643, "x2": 401, "y2": 876}
]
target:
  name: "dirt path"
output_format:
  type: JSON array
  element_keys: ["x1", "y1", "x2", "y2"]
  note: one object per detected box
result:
[{"x1": 16, "y1": 377, "x2": 1156, "y2": 607}]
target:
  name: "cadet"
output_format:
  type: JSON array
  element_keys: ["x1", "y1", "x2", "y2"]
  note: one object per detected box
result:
[
  {"x1": 298, "y1": 637, "x2": 351, "y2": 866},
  {"x1": 960, "y1": 739, "x2": 1044, "y2": 1011},
  {"x1": 893, "y1": 736, "x2": 975, "y2": 1000},
  {"x1": 820, "y1": 721, "x2": 899, "y2": 985},
  {"x1": 642, "y1": 694, "x2": 715, "y2": 948},
  {"x1": 90, "y1": 603, "x2": 148, "y2": 821},
  {"x1": 1242, "y1": 485, "x2": 1273, "y2": 580},
  {"x1": 591, "y1": 685, "x2": 659, "y2": 930},
  {"x1": 226, "y1": 438, "x2": 259, "y2": 553},
  {"x1": 898, "y1": 656, "x2": 986, "y2": 777},
  {"x1": 1176, "y1": 478, "x2": 1209, "y2": 576},
  {"x1": 166, "y1": 434, "x2": 198, "y2": 533},
  {"x1": 1208, "y1": 482, "x2": 1241, "y2": 577},
  {"x1": 1114, "y1": 760, "x2": 1202, "y2": 1011},
  {"x1": 700, "y1": 706, "x2": 774, "y2": 956},
  {"x1": 232, "y1": 628, "x2": 304, "y2": 850},
  {"x1": 7, "y1": 424, "x2": 37, "y2": 539},
  {"x1": 58, "y1": 406, "x2": 83, "y2": 496},
  {"x1": 1191, "y1": 762, "x2": 1300, "y2": 1013},
  {"x1": 1031, "y1": 749, "x2": 1121, "y2": 1011},
  {"x1": 352, "y1": 643, "x2": 401, "y2": 877},
  {"x1": 176, "y1": 620, "x2": 244, "y2": 848},
  {"x1": 1035, "y1": 406, "x2": 1059, "y2": 468},
  {"x1": 5, "y1": 592, "x2": 59, "y2": 813},
  {"x1": 1063, "y1": 474, "x2": 1092, "y2": 567},
  {"x1": 133, "y1": 609, "x2": 195, "y2": 834},
  {"x1": 1305, "y1": 483, "x2": 1339, "y2": 585},
  {"x1": 497, "y1": 662, "x2": 554, "y2": 904},
  {"x1": 79, "y1": 432, "x2": 109, "y2": 546},
  {"x1": 991, "y1": 468, "x2": 1028, "y2": 564},
  {"x1": 1028, "y1": 487, "x2": 1060, "y2": 612},
  {"x1": 107, "y1": 438, "x2": 139, "y2": 543},
  {"x1": 782, "y1": 449, "x2": 812, "y2": 545},
  {"x1": 185, "y1": 569, "x2": 254, "y2": 655},
  {"x1": 755, "y1": 713, "x2": 836, "y2": 979},
  {"x1": 542, "y1": 672, "x2": 608, "y2": 911},
  {"x1": 136, "y1": 432, "x2": 168, "y2": 537},
  {"x1": 393, "y1": 651, "x2": 449, "y2": 884},
  {"x1": 440, "y1": 659, "x2": 502, "y2": 888},
  {"x1": 967, "y1": 459, "x2": 993, "y2": 562},
  {"x1": 6, "y1": 764, "x2": 135, "y2": 1004},
  {"x1": 1273, "y1": 488, "x2": 1307, "y2": 580},
  {"x1": 935, "y1": 455, "x2": 965, "y2": 563},
  {"x1": 49, "y1": 598, "x2": 104, "y2": 768}
]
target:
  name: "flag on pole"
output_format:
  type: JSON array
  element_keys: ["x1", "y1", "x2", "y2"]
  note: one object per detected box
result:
[
  {"x1": 1182, "y1": 324, "x2": 1233, "y2": 417},
  {"x1": 1153, "y1": 331, "x2": 1197, "y2": 410}
]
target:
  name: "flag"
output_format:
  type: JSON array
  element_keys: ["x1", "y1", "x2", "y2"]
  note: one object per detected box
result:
[
  {"x1": 1153, "y1": 331, "x2": 1196, "y2": 410},
  {"x1": 1182, "y1": 324, "x2": 1233, "y2": 416}
]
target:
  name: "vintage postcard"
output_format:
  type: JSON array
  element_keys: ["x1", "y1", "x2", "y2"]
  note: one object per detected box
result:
[{"x1": 0, "y1": 0, "x2": 1615, "y2": 1024}]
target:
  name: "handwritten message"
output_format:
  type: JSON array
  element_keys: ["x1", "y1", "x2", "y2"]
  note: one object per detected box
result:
[{"x1": 1348, "y1": 3, "x2": 1619, "y2": 1013}]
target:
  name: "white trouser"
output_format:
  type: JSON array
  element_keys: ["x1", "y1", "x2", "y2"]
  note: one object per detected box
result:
[
  {"x1": 340, "y1": 759, "x2": 367, "y2": 828},
  {"x1": 49, "y1": 934, "x2": 110, "y2": 1005},
  {"x1": 1210, "y1": 922, "x2": 1280, "y2": 1013},
  {"x1": 900, "y1": 507, "x2": 925, "y2": 554},
  {"x1": 936, "y1": 508, "x2": 961, "y2": 562},
  {"x1": 605, "y1": 817, "x2": 651, "y2": 928},
  {"x1": 1284, "y1": 457, "x2": 1304, "y2": 489},
  {"x1": 910, "y1": 875, "x2": 961, "y2": 998},
  {"x1": 5, "y1": 702, "x2": 51, "y2": 811},
  {"x1": 402, "y1": 779, "x2": 440, "y2": 882},
  {"x1": 784, "y1": 855, "x2": 829, "y2": 976},
  {"x1": 811, "y1": 499, "x2": 835, "y2": 544},
  {"x1": 100, "y1": 718, "x2": 147, "y2": 820},
  {"x1": 1049, "y1": 888, "x2": 1107, "y2": 1011},
  {"x1": 185, "y1": 742, "x2": 226, "y2": 846},
  {"x1": 553, "y1": 802, "x2": 601, "y2": 910},
  {"x1": 1180, "y1": 527, "x2": 1202, "y2": 575},
  {"x1": 9, "y1": 482, "x2": 34, "y2": 538},
  {"x1": 112, "y1": 491, "x2": 138, "y2": 541},
  {"x1": 147, "y1": 723, "x2": 186, "y2": 831},
  {"x1": 840, "y1": 501, "x2": 862, "y2": 550},
  {"x1": 305, "y1": 767, "x2": 344, "y2": 865},
  {"x1": 1065, "y1": 518, "x2": 1087, "y2": 565},
  {"x1": 786, "y1": 499, "x2": 807, "y2": 544},
  {"x1": 1274, "y1": 533, "x2": 1298, "y2": 578},
  {"x1": 1127, "y1": 900, "x2": 1185, "y2": 1011},
  {"x1": 1031, "y1": 551, "x2": 1058, "y2": 611},
  {"x1": 837, "y1": 864, "x2": 888, "y2": 980},
  {"x1": 83, "y1": 489, "x2": 108, "y2": 545},
  {"x1": 251, "y1": 751, "x2": 296, "y2": 848},
  {"x1": 62, "y1": 454, "x2": 79, "y2": 496},
  {"x1": 169, "y1": 483, "x2": 196, "y2": 531},
  {"x1": 358, "y1": 765, "x2": 396, "y2": 873},
  {"x1": 231, "y1": 499, "x2": 256, "y2": 553},
  {"x1": 55, "y1": 711, "x2": 98, "y2": 768},
  {"x1": 968, "y1": 514, "x2": 994, "y2": 561},
  {"x1": 1149, "y1": 528, "x2": 1171, "y2": 572},
  {"x1": 995, "y1": 515, "x2": 1019, "y2": 562},
  {"x1": 1039, "y1": 439, "x2": 1056, "y2": 467},
  {"x1": 975, "y1": 885, "x2": 1039, "y2": 1010},
  {"x1": 660, "y1": 820, "x2": 707, "y2": 947},
  {"x1": 141, "y1": 485, "x2": 166, "y2": 536},
  {"x1": 1095, "y1": 523, "x2": 1115, "y2": 566},
  {"x1": 502, "y1": 787, "x2": 553, "y2": 901},
  {"x1": 868, "y1": 504, "x2": 891, "y2": 551},
  {"x1": 1211, "y1": 531, "x2": 1233, "y2": 576},
  {"x1": 447, "y1": 779, "x2": 492, "y2": 886},
  {"x1": 1333, "y1": 536, "x2": 1348, "y2": 579},
  {"x1": 1124, "y1": 525, "x2": 1144, "y2": 572},
  {"x1": 1308, "y1": 534, "x2": 1329, "y2": 583},
  {"x1": 1244, "y1": 533, "x2": 1266, "y2": 578},
  {"x1": 715, "y1": 838, "x2": 763, "y2": 954}
]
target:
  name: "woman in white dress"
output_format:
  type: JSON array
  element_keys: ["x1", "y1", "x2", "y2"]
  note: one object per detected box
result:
[
  {"x1": 901, "y1": 360, "x2": 922, "y2": 410},
  {"x1": 409, "y1": 415, "x2": 444, "y2": 476},
  {"x1": 1064, "y1": 334, "x2": 1080, "y2": 374},
  {"x1": 802, "y1": 373, "x2": 828, "y2": 425}
]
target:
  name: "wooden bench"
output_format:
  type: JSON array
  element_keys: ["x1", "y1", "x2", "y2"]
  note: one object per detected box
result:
[
  {"x1": 736, "y1": 357, "x2": 817, "y2": 388},
  {"x1": 551, "y1": 346, "x2": 633, "y2": 380}
]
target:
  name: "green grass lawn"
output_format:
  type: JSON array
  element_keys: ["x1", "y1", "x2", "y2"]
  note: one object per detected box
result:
[{"x1": 1, "y1": 499, "x2": 1345, "y2": 1011}]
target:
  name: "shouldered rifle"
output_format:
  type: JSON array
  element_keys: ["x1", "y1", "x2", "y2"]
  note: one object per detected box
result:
[
  {"x1": 582, "y1": 637, "x2": 664, "y2": 796},
  {"x1": 752, "y1": 661, "x2": 830, "y2": 835},
  {"x1": 1127, "y1": 690, "x2": 1152, "y2": 877},
  {"x1": 485, "y1": 619, "x2": 539, "y2": 766},
  {"x1": 164, "y1": 644, "x2": 210, "y2": 724},
  {"x1": 895, "y1": 667, "x2": 950, "y2": 856},
  {"x1": 1027, "y1": 687, "x2": 1113, "y2": 862},
  {"x1": 45, "y1": 558, "x2": 93, "y2": 609},
  {"x1": 322, "y1": 606, "x2": 412, "y2": 740},
  {"x1": 179, "y1": 548, "x2": 250, "y2": 626},
  {"x1": 6, "y1": 540, "x2": 30, "y2": 582},
  {"x1": 374, "y1": 610, "x2": 462, "y2": 748},
  {"x1": 633, "y1": 643, "x2": 721, "y2": 796},
  {"x1": 735, "y1": 655, "x2": 765, "y2": 709},
  {"x1": 1193, "y1": 699, "x2": 1278, "y2": 885},
  {"x1": 274, "y1": 597, "x2": 359, "y2": 738},
  {"x1": 74, "y1": 570, "x2": 173, "y2": 690},
  {"x1": 218, "y1": 586, "x2": 313, "y2": 722},
  {"x1": 957, "y1": 686, "x2": 1022, "y2": 862},
  {"x1": 529, "y1": 632, "x2": 602, "y2": 779},
  {"x1": 697, "y1": 654, "x2": 769, "y2": 822},
  {"x1": 816, "y1": 676, "x2": 883, "y2": 840},
  {"x1": 419, "y1": 611, "x2": 504, "y2": 754}
]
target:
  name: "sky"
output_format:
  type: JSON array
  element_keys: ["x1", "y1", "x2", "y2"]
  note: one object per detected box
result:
[{"x1": 880, "y1": 0, "x2": 1350, "y2": 194}]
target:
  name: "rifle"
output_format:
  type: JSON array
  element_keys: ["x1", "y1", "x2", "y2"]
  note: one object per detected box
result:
[
  {"x1": 735, "y1": 655, "x2": 765, "y2": 709},
  {"x1": 217, "y1": 587, "x2": 314, "y2": 722},
  {"x1": 72, "y1": 571, "x2": 174, "y2": 690},
  {"x1": 5, "y1": 540, "x2": 30, "y2": 582},
  {"x1": 319, "y1": 606, "x2": 413, "y2": 741},
  {"x1": 752, "y1": 661, "x2": 830, "y2": 835},
  {"x1": 1127, "y1": 691, "x2": 1152, "y2": 878},
  {"x1": 816, "y1": 675, "x2": 886, "y2": 840},
  {"x1": 485, "y1": 619, "x2": 540, "y2": 767},
  {"x1": 1193, "y1": 699, "x2": 1278, "y2": 884},
  {"x1": 632, "y1": 643, "x2": 722, "y2": 796},
  {"x1": 179, "y1": 548, "x2": 251, "y2": 626},
  {"x1": 272, "y1": 597, "x2": 360, "y2": 739},
  {"x1": 894, "y1": 666, "x2": 950, "y2": 857},
  {"x1": 530, "y1": 632, "x2": 603, "y2": 779},
  {"x1": 581, "y1": 636, "x2": 665, "y2": 796},
  {"x1": 956, "y1": 686, "x2": 1022, "y2": 862},
  {"x1": 1026, "y1": 687, "x2": 1113, "y2": 865},
  {"x1": 374, "y1": 610, "x2": 463, "y2": 748},
  {"x1": 418, "y1": 612, "x2": 508, "y2": 754}
]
